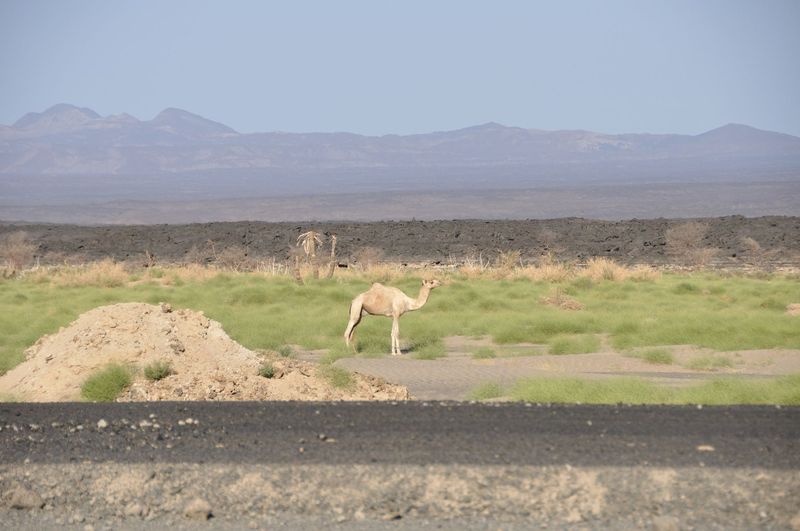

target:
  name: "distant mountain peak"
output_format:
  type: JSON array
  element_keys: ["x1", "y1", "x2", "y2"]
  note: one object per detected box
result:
[
  {"x1": 150, "y1": 107, "x2": 237, "y2": 135},
  {"x1": 13, "y1": 103, "x2": 100, "y2": 129}
]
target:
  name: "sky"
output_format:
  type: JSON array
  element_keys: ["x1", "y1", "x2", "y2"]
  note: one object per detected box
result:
[{"x1": 1, "y1": 0, "x2": 799, "y2": 136}]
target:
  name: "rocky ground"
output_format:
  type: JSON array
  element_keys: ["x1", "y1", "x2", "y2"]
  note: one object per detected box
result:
[
  {"x1": 1, "y1": 402, "x2": 799, "y2": 530},
  {"x1": 2, "y1": 215, "x2": 799, "y2": 266}
]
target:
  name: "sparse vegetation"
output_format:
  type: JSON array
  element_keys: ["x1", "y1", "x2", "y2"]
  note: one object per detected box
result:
[
  {"x1": 275, "y1": 345, "x2": 294, "y2": 358},
  {"x1": 469, "y1": 382, "x2": 503, "y2": 400},
  {"x1": 80, "y1": 363, "x2": 132, "y2": 402},
  {"x1": 318, "y1": 365, "x2": 354, "y2": 389},
  {"x1": 258, "y1": 362, "x2": 275, "y2": 378},
  {"x1": 1, "y1": 262, "x2": 799, "y2": 378},
  {"x1": 143, "y1": 360, "x2": 173, "y2": 381},
  {"x1": 685, "y1": 354, "x2": 734, "y2": 371},
  {"x1": 472, "y1": 347, "x2": 496, "y2": 359},
  {"x1": 548, "y1": 334, "x2": 601, "y2": 355},
  {"x1": 629, "y1": 348, "x2": 674, "y2": 365},
  {"x1": 0, "y1": 231, "x2": 37, "y2": 275},
  {"x1": 509, "y1": 375, "x2": 800, "y2": 405},
  {"x1": 666, "y1": 222, "x2": 719, "y2": 268}
]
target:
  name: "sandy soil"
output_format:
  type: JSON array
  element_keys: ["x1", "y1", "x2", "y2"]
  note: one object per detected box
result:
[{"x1": 0, "y1": 303, "x2": 409, "y2": 402}]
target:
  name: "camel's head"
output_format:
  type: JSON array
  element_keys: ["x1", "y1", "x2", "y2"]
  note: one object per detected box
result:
[{"x1": 422, "y1": 279, "x2": 442, "y2": 290}]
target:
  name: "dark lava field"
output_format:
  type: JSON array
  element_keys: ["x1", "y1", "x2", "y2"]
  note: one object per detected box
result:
[{"x1": 2, "y1": 216, "x2": 799, "y2": 266}]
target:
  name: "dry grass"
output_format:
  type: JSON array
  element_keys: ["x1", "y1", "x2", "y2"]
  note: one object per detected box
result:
[
  {"x1": 351, "y1": 246, "x2": 385, "y2": 270},
  {"x1": 457, "y1": 255, "x2": 658, "y2": 283},
  {"x1": 666, "y1": 221, "x2": 719, "y2": 268},
  {"x1": 514, "y1": 262, "x2": 574, "y2": 282},
  {"x1": 0, "y1": 231, "x2": 38, "y2": 274},
  {"x1": 577, "y1": 257, "x2": 627, "y2": 282},
  {"x1": 29, "y1": 259, "x2": 130, "y2": 287},
  {"x1": 540, "y1": 288, "x2": 584, "y2": 310}
]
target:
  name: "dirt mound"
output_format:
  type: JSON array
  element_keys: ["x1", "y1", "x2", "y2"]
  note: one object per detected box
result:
[{"x1": 0, "y1": 303, "x2": 408, "y2": 402}]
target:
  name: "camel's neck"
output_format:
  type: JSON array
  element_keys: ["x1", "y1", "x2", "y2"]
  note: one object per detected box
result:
[{"x1": 409, "y1": 286, "x2": 433, "y2": 311}]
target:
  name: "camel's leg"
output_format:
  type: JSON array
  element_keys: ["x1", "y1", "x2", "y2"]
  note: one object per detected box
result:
[
  {"x1": 391, "y1": 316, "x2": 400, "y2": 355},
  {"x1": 344, "y1": 299, "x2": 363, "y2": 351}
]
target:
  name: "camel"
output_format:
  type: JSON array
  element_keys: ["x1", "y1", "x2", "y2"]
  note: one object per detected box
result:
[{"x1": 344, "y1": 279, "x2": 441, "y2": 355}]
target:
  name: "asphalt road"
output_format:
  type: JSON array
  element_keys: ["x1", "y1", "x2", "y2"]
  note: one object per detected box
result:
[
  {"x1": 2, "y1": 402, "x2": 798, "y2": 468},
  {"x1": 2, "y1": 402, "x2": 800, "y2": 530}
]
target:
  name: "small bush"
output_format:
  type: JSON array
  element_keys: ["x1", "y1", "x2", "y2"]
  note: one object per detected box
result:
[
  {"x1": 495, "y1": 250, "x2": 522, "y2": 270},
  {"x1": 352, "y1": 246, "x2": 385, "y2": 270},
  {"x1": 276, "y1": 345, "x2": 294, "y2": 357},
  {"x1": 81, "y1": 364, "x2": 132, "y2": 402},
  {"x1": 258, "y1": 362, "x2": 275, "y2": 378},
  {"x1": 0, "y1": 231, "x2": 37, "y2": 273},
  {"x1": 143, "y1": 360, "x2": 173, "y2": 381}
]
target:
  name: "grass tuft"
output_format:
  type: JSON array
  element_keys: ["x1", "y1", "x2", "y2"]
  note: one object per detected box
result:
[
  {"x1": 80, "y1": 363, "x2": 132, "y2": 402},
  {"x1": 258, "y1": 362, "x2": 275, "y2": 378},
  {"x1": 318, "y1": 365, "x2": 354, "y2": 389},
  {"x1": 143, "y1": 360, "x2": 173, "y2": 381}
]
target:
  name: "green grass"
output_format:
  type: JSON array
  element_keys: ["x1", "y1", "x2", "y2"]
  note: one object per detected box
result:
[
  {"x1": 548, "y1": 334, "x2": 601, "y2": 355},
  {"x1": 685, "y1": 354, "x2": 734, "y2": 370},
  {"x1": 143, "y1": 360, "x2": 173, "y2": 381},
  {"x1": 469, "y1": 382, "x2": 503, "y2": 400},
  {"x1": 509, "y1": 374, "x2": 800, "y2": 405},
  {"x1": 628, "y1": 348, "x2": 674, "y2": 365},
  {"x1": 318, "y1": 365, "x2": 354, "y2": 389},
  {"x1": 472, "y1": 347, "x2": 496, "y2": 359},
  {"x1": 80, "y1": 363, "x2": 132, "y2": 402},
  {"x1": 1, "y1": 271, "x2": 799, "y2": 377}
]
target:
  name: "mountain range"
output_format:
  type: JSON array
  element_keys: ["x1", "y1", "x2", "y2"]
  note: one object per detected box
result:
[{"x1": 1, "y1": 104, "x2": 799, "y2": 214}]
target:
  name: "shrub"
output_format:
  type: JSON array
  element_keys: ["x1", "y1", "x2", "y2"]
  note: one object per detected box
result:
[
  {"x1": 666, "y1": 222, "x2": 718, "y2": 267},
  {"x1": 81, "y1": 364, "x2": 132, "y2": 402},
  {"x1": 352, "y1": 246, "x2": 385, "y2": 270},
  {"x1": 258, "y1": 362, "x2": 275, "y2": 378},
  {"x1": 0, "y1": 231, "x2": 37, "y2": 273},
  {"x1": 495, "y1": 250, "x2": 522, "y2": 270},
  {"x1": 143, "y1": 360, "x2": 173, "y2": 381},
  {"x1": 276, "y1": 345, "x2": 294, "y2": 357}
]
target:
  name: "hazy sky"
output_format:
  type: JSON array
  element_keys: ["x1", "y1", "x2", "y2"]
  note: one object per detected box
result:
[{"x1": 1, "y1": 0, "x2": 798, "y2": 136}]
